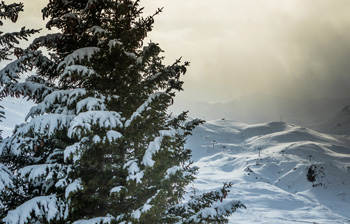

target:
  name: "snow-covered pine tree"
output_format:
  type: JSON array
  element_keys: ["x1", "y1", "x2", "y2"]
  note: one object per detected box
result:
[
  {"x1": 0, "y1": 1, "x2": 41, "y2": 218},
  {"x1": 0, "y1": 0, "x2": 244, "y2": 223},
  {"x1": 0, "y1": 1, "x2": 40, "y2": 140}
]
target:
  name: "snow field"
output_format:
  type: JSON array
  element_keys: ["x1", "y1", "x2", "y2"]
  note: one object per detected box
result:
[{"x1": 186, "y1": 119, "x2": 350, "y2": 223}]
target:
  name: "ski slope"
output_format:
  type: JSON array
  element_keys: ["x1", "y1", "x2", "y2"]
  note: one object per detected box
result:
[{"x1": 186, "y1": 119, "x2": 350, "y2": 224}]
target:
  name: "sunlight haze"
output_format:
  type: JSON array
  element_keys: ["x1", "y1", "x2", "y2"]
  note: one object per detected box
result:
[{"x1": 5, "y1": 0, "x2": 350, "y2": 103}]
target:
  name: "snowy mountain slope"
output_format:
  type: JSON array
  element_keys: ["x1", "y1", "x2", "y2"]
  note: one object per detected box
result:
[
  {"x1": 316, "y1": 105, "x2": 350, "y2": 135},
  {"x1": 186, "y1": 120, "x2": 350, "y2": 223}
]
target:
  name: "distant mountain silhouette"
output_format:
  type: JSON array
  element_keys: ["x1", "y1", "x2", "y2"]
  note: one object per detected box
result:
[
  {"x1": 316, "y1": 105, "x2": 350, "y2": 135},
  {"x1": 171, "y1": 95, "x2": 350, "y2": 129}
]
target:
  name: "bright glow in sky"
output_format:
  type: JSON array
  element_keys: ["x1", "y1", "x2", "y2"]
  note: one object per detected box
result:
[{"x1": 6, "y1": 0, "x2": 350, "y2": 103}]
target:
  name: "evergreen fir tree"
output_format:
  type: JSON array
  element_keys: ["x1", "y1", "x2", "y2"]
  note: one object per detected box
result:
[
  {"x1": 0, "y1": 1, "x2": 41, "y2": 218},
  {"x1": 0, "y1": 0, "x2": 244, "y2": 223}
]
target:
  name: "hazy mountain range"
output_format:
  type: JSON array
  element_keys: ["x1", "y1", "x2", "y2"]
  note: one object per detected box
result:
[
  {"x1": 1, "y1": 95, "x2": 350, "y2": 137},
  {"x1": 316, "y1": 105, "x2": 350, "y2": 135},
  {"x1": 171, "y1": 94, "x2": 350, "y2": 133}
]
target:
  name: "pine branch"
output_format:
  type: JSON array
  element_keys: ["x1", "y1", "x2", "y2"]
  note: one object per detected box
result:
[{"x1": 0, "y1": 1, "x2": 23, "y2": 25}]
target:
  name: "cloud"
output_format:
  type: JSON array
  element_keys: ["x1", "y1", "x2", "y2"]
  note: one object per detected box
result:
[
  {"x1": 144, "y1": 0, "x2": 350, "y2": 102},
  {"x1": 3, "y1": 0, "x2": 350, "y2": 103}
]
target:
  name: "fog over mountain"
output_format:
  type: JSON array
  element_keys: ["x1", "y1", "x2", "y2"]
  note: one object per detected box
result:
[
  {"x1": 316, "y1": 105, "x2": 350, "y2": 135},
  {"x1": 171, "y1": 95, "x2": 350, "y2": 129}
]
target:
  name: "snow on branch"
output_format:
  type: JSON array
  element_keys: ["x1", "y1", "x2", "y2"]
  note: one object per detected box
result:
[
  {"x1": 131, "y1": 190, "x2": 160, "y2": 220},
  {"x1": 142, "y1": 129, "x2": 177, "y2": 167},
  {"x1": 185, "y1": 201, "x2": 243, "y2": 223},
  {"x1": 0, "y1": 163, "x2": 14, "y2": 190},
  {"x1": 185, "y1": 119, "x2": 205, "y2": 130},
  {"x1": 76, "y1": 97, "x2": 106, "y2": 114},
  {"x1": 19, "y1": 164, "x2": 57, "y2": 182},
  {"x1": 16, "y1": 114, "x2": 73, "y2": 137},
  {"x1": 108, "y1": 39, "x2": 122, "y2": 52},
  {"x1": 4, "y1": 78, "x2": 55, "y2": 103},
  {"x1": 26, "y1": 89, "x2": 87, "y2": 120},
  {"x1": 124, "y1": 159, "x2": 144, "y2": 184},
  {"x1": 72, "y1": 217, "x2": 112, "y2": 224},
  {"x1": 62, "y1": 13, "x2": 77, "y2": 19},
  {"x1": 68, "y1": 111, "x2": 123, "y2": 138},
  {"x1": 57, "y1": 47, "x2": 100, "y2": 70},
  {"x1": 65, "y1": 179, "x2": 83, "y2": 199},
  {"x1": 0, "y1": 52, "x2": 55, "y2": 101},
  {"x1": 18, "y1": 163, "x2": 69, "y2": 193},
  {"x1": 185, "y1": 200, "x2": 244, "y2": 223},
  {"x1": 3, "y1": 195, "x2": 65, "y2": 224},
  {"x1": 166, "y1": 183, "x2": 245, "y2": 223},
  {"x1": 106, "y1": 130, "x2": 123, "y2": 142},
  {"x1": 0, "y1": 50, "x2": 46, "y2": 85},
  {"x1": 89, "y1": 26, "x2": 108, "y2": 36},
  {"x1": 64, "y1": 137, "x2": 89, "y2": 163},
  {"x1": 0, "y1": 27, "x2": 40, "y2": 60},
  {"x1": 0, "y1": 56, "x2": 27, "y2": 84},
  {"x1": 110, "y1": 186, "x2": 125, "y2": 194},
  {"x1": 125, "y1": 92, "x2": 167, "y2": 127},
  {"x1": 64, "y1": 130, "x2": 122, "y2": 164},
  {"x1": 0, "y1": 132, "x2": 31, "y2": 156},
  {"x1": 30, "y1": 33, "x2": 62, "y2": 50},
  {"x1": 60, "y1": 65, "x2": 97, "y2": 82}
]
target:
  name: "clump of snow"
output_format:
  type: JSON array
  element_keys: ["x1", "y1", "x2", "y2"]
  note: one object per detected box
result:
[
  {"x1": 124, "y1": 51, "x2": 136, "y2": 60},
  {"x1": 17, "y1": 114, "x2": 73, "y2": 137},
  {"x1": 110, "y1": 186, "x2": 124, "y2": 194},
  {"x1": 124, "y1": 160, "x2": 144, "y2": 184},
  {"x1": 64, "y1": 137, "x2": 89, "y2": 163},
  {"x1": 65, "y1": 179, "x2": 83, "y2": 199},
  {"x1": 142, "y1": 129, "x2": 176, "y2": 167},
  {"x1": 106, "y1": 130, "x2": 122, "y2": 142},
  {"x1": 3, "y1": 195, "x2": 63, "y2": 223},
  {"x1": 60, "y1": 65, "x2": 96, "y2": 82},
  {"x1": 142, "y1": 136, "x2": 163, "y2": 167},
  {"x1": 19, "y1": 164, "x2": 56, "y2": 182},
  {"x1": 186, "y1": 200, "x2": 242, "y2": 223},
  {"x1": 58, "y1": 47, "x2": 100, "y2": 70},
  {"x1": 76, "y1": 97, "x2": 106, "y2": 113},
  {"x1": 125, "y1": 92, "x2": 166, "y2": 127},
  {"x1": 89, "y1": 26, "x2": 108, "y2": 36},
  {"x1": 72, "y1": 217, "x2": 112, "y2": 224},
  {"x1": 0, "y1": 163, "x2": 13, "y2": 190},
  {"x1": 108, "y1": 39, "x2": 122, "y2": 51},
  {"x1": 68, "y1": 111, "x2": 123, "y2": 138},
  {"x1": 136, "y1": 56, "x2": 143, "y2": 64},
  {"x1": 132, "y1": 190, "x2": 160, "y2": 220},
  {"x1": 26, "y1": 89, "x2": 87, "y2": 120},
  {"x1": 92, "y1": 135, "x2": 101, "y2": 143},
  {"x1": 165, "y1": 166, "x2": 182, "y2": 179}
]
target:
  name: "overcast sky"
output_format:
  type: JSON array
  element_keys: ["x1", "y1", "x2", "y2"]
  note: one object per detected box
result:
[{"x1": 6, "y1": 0, "x2": 350, "y2": 103}]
